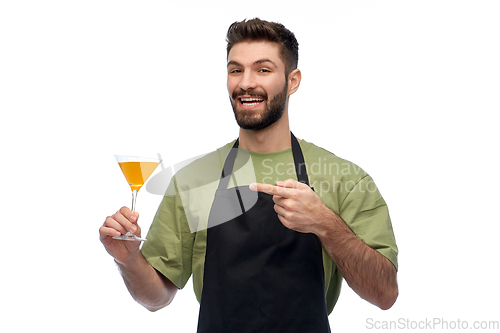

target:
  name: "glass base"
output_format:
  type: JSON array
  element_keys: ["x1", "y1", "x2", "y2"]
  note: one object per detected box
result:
[{"x1": 112, "y1": 232, "x2": 147, "y2": 242}]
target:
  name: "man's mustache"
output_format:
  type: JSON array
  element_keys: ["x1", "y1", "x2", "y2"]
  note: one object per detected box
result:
[{"x1": 231, "y1": 89, "x2": 268, "y2": 100}]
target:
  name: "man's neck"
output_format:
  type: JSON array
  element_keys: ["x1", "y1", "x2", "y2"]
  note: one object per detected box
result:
[{"x1": 238, "y1": 113, "x2": 295, "y2": 153}]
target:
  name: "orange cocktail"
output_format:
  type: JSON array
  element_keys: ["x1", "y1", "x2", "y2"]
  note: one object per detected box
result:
[{"x1": 118, "y1": 161, "x2": 160, "y2": 192}]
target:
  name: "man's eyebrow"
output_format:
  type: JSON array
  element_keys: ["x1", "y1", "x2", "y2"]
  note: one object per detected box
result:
[
  {"x1": 227, "y1": 59, "x2": 278, "y2": 67},
  {"x1": 254, "y1": 59, "x2": 278, "y2": 67}
]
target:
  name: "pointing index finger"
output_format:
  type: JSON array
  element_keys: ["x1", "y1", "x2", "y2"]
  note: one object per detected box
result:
[{"x1": 249, "y1": 182, "x2": 291, "y2": 197}]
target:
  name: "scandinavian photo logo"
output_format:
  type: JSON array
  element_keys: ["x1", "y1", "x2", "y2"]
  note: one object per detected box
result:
[{"x1": 366, "y1": 317, "x2": 499, "y2": 330}]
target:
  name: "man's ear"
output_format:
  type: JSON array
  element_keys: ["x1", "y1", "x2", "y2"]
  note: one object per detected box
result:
[{"x1": 287, "y1": 68, "x2": 301, "y2": 96}]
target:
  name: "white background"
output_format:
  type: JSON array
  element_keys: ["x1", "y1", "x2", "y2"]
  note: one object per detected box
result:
[{"x1": 1, "y1": 1, "x2": 499, "y2": 332}]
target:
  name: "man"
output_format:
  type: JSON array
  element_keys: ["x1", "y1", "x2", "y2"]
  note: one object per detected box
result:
[{"x1": 100, "y1": 18, "x2": 398, "y2": 332}]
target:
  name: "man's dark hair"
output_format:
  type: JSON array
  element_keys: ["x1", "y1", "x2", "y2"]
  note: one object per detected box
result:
[{"x1": 226, "y1": 18, "x2": 299, "y2": 77}]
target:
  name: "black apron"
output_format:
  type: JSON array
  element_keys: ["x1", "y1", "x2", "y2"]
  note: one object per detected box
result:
[{"x1": 197, "y1": 133, "x2": 330, "y2": 333}]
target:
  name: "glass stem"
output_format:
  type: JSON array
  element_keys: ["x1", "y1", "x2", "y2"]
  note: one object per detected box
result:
[{"x1": 131, "y1": 189, "x2": 138, "y2": 212}]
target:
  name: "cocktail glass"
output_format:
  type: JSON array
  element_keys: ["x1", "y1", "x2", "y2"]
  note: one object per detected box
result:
[{"x1": 113, "y1": 155, "x2": 161, "y2": 241}]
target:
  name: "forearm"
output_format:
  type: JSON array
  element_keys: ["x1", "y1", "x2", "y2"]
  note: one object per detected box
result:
[
  {"x1": 317, "y1": 211, "x2": 398, "y2": 310},
  {"x1": 115, "y1": 251, "x2": 178, "y2": 312}
]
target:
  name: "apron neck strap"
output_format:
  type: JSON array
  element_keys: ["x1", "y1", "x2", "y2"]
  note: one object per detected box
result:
[
  {"x1": 290, "y1": 132, "x2": 310, "y2": 185},
  {"x1": 219, "y1": 132, "x2": 310, "y2": 189}
]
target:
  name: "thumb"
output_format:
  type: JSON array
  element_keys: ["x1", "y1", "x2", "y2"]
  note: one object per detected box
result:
[{"x1": 277, "y1": 179, "x2": 301, "y2": 189}]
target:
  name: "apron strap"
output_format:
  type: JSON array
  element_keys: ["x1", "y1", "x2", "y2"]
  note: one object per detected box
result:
[
  {"x1": 290, "y1": 132, "x2": 310, "y2": 186},
  {"x1": 218, "y1": 132, "x2": 309, "y2": 190},
  {"x1": 217, "y1": 138, "x2": 240, "y2": 191}
]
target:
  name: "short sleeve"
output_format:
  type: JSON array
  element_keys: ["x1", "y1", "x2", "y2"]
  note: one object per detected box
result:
[
  {"x1": 339, "y1": 175, "x2": 398, "y2": 270},
  {"x1": 141, "y1": 178, "x2": 195, "y2": 289}
]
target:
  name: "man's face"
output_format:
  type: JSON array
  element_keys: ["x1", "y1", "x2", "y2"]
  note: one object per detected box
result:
[{"x1": 227, "y1": 41, "x2": 289, "y2": 131}]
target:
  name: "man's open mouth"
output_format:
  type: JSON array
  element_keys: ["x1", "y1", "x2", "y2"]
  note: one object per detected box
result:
[{"x1": 239, "y1": 97, "x2": 265, "y2": 107}]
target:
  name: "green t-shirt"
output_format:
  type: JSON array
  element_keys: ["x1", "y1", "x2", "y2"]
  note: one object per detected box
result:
[{"x1": 141, "y1": 139, "x2": 398, "y2": 314}]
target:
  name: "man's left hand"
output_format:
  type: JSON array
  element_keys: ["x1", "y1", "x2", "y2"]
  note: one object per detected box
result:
[{"x1": 249, "y1": 179, "x2": 334, "y2": 235}]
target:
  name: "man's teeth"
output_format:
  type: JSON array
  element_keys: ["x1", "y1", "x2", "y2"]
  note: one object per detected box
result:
[{"x1": 240, "y1": 97, "x2": 264, "y2": 105}]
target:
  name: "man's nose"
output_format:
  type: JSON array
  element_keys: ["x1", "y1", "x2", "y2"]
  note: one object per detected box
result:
[{"x1": 238, "y1": 72, "x2": 257, "y2": 91}]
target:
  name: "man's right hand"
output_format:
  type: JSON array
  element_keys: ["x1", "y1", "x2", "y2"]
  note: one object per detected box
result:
[
  {"x1": 99, "y1": 206, "x2": 178, "y2": 311},
  {"x1": 100, "y1": 206, "x2": 143, "y2": 264}
]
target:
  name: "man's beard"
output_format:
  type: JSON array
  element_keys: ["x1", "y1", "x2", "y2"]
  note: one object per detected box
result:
[{"x1": 231, "y1": 82, "x2": 288, "y2": 131}]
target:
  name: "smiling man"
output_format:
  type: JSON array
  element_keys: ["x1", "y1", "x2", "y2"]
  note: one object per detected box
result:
[{"x1": 100, "y1": 18, "x2": 399, "y2": 332}]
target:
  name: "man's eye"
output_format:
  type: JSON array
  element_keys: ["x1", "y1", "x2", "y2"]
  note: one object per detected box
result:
[
  {"x1": 230, "y1": 69, "x2": 241, "y2": 74},
  {"x1": 259, "y1": 69, "x2": 270, "y2": 73}
]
